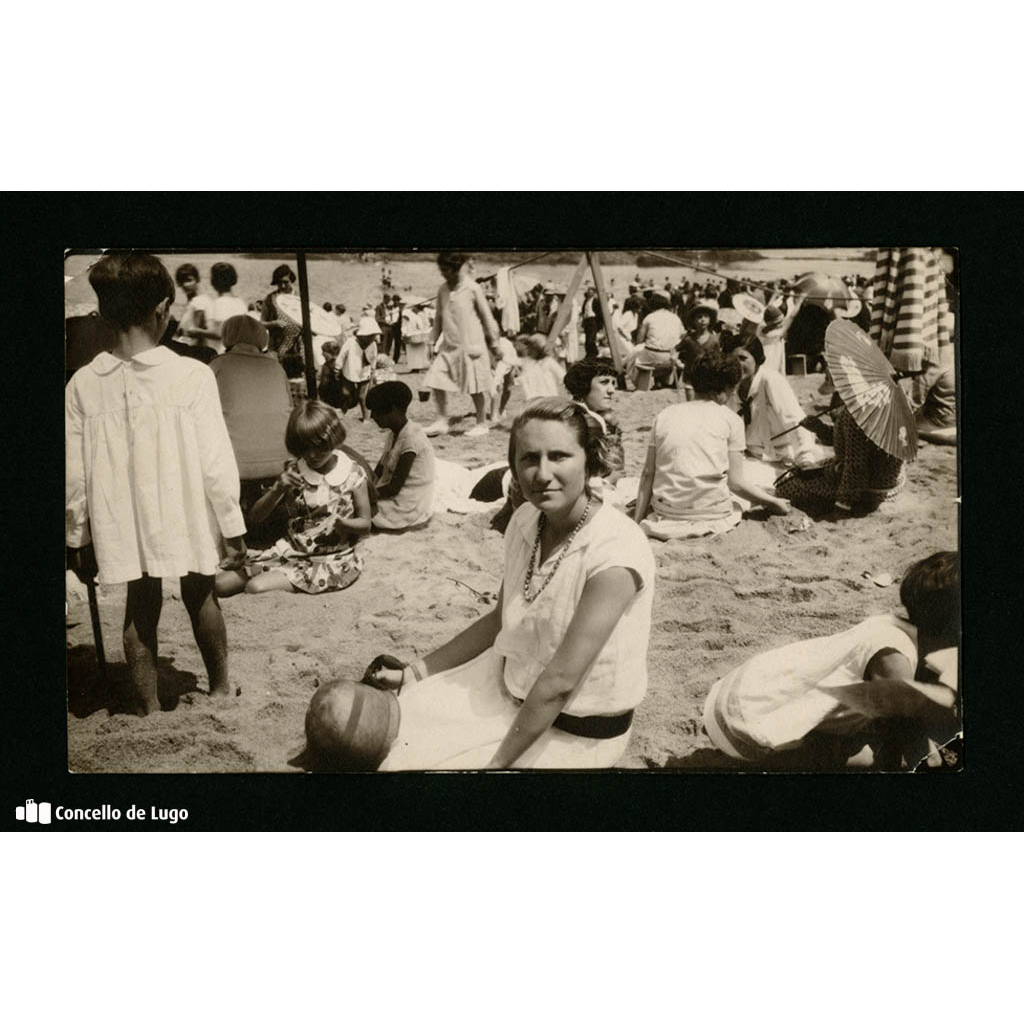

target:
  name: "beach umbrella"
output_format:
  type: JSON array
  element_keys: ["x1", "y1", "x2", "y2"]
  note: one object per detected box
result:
[
  {"x1": 276, "y1": 293, "x2": 341, "y2": 336},
  {"x1": 824, "y1": 320, "x2": 918, "y2": 462},
  {"x1": 792, "y1": 271, "x2": 857, "y2": 313}
]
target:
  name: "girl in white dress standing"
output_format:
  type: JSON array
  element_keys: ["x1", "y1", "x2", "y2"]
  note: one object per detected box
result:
[{"x1": 66, "y1": 253, "x2": 247, "y2": 715}]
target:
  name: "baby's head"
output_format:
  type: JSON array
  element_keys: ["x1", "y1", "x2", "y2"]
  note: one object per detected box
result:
[
  {"x1": 89, "y1": 252, "x2": 175, "y2": 332},
  {"x1": 286, "y1": 399, "x2": 347, "y2": 460},
  {"x1": 366, "y1": 381, "x2": 413, "y2": 426},
  {"x1": 210, "y1": 261, "x2": 237, "y2": 295},
  {"x1": 519, "y1": 333, "x2": 550, "y2": 361},
  {"x1": 690, "y1": 350, "x2": 743, "y2": 400},
  {"x1": 900, "y1": 551, "x2": 959, "y2": 646}
]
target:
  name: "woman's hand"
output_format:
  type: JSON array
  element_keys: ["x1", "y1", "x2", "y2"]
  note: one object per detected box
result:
[{"x1": 372, "y1": 666, "x2": 406, "y2": 688}]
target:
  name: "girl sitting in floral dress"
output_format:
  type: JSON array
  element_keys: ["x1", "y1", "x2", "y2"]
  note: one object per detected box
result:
[{"x1": 216, "y1": 401, "x2": 371, "y2": 596}]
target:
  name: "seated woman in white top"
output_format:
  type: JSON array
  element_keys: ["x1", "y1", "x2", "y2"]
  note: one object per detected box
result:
[
  {"x1": 630, "y1": 290, "x2": 684, "y2": 391},
  {"x1": 349, "y1": 398, "x2": 657, "y2": 770},
  {"x1": 635, "y1": 350, "x2": 791, "y2": 540},
  {"x1": 723, "y1": 336, "x2": 823, "y2": 469}
]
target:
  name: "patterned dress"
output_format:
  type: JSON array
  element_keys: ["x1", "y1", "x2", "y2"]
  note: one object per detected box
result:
[
  {"x1": 245, "y1": 451, "x2": 366, "y2": 593},
  {"x1": 775, "y1": 405, "x2": 905, "y2": 514}
]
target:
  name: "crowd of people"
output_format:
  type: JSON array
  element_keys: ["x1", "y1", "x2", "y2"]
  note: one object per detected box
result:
[{"x1": 65, "y1": 251, "x2": 960, "y2": 772}]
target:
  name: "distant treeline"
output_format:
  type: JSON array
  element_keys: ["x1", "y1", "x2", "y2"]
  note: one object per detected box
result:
[{"x1": 237, "y1": 249, "x2": 767, "y2": 266}]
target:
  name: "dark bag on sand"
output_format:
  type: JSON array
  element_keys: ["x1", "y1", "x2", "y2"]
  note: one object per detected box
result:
[{"x1": 304, "y1": 677, "x2": 400, "y2": 771}]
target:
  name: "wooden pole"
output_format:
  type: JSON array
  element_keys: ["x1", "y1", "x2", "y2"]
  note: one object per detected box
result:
[
  {"x1": 587, "y1": 251, "x2": 623, "y2": 373},
  {"x1": 546, "y1": 252, "x2": 590, "y2": 351},
  {"x1": 296, "y1": 252, "x2": 317, "y2": 399}
]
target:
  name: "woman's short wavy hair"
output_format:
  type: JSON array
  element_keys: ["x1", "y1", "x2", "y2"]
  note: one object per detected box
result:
[
  {"x1": 210, "y1": 262, "x2": 238, "y2": 293},
  {"x1": 507, "y1": 397, "x2": 610, "y2": 490}
]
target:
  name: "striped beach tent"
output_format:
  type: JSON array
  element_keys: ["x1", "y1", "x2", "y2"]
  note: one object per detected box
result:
[{"x1": 869, "y1": 247, "x2": 951, "y2": 371}]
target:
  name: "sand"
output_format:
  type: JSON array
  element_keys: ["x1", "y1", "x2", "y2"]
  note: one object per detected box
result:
[{"x1": 65, "y1": 367, "x2": 958, "y2": 773}]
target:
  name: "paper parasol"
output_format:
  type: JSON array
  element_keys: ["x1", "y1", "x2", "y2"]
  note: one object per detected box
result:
[
  {"x1": 276, "y1": 293, "x2": 342, "y2": 337},
  {"x1": 824, "y1": 320, "x2": 918, "y2": 462},
  {"x1": 732, "y1": 292, "x2": 765, "y2": 323}
]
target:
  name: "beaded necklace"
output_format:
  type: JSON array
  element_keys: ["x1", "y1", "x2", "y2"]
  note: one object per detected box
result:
[{"x1": 522, "y1": 497, "x2": 593, "y2": 604}]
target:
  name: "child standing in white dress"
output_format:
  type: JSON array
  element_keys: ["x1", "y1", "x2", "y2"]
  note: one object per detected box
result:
[
  {"x1": 66, "y1": 254, "x2": 247, "y2": 715},
  {"x1": 423, "y1": 252, "x2": 500, "y2": 437}
]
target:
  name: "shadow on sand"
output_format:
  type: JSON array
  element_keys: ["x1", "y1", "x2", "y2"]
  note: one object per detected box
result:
[{"x1": 66, "y1": 644, "x2": 202, "y2": 717}]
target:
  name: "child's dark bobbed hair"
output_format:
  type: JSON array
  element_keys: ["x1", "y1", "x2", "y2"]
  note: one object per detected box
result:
[
  {"x1": 174, "y1": 262, "x2": 200, "y2": 286},
  {"x1": 690, "y1": 350, "x2": 743, "y2": 396},
  {"x1": 88, "y1": 252, "x2": 175, "y2": 329},
  {"x1": 563, "y1": 357, "x2": 617, "y2": 400},
  {"x1": 210, "y1": 262, "x2": 238, "y2": 293},
  {"x1": 436, "y1": 251, "x2": 470, "y2": 274},
  {"x1": 286, "y1": 400, "x2": 347, "y2": 458},
  {"x1": 366, "y1": 380, "x2": 413, "y2": 415},
  {"x1": 900, "y1": 551, "x2": 960, "y2": 642},
  {"x1": 508, "y1": 397, "x2": 610, "y2": 488}
]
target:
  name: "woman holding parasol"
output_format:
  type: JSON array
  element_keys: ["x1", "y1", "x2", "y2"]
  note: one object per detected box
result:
[{"x1": 775, "y1": 321, "x2": 917, "y2": 516}]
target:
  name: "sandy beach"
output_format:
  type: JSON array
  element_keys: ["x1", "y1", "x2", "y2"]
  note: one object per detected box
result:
[{"x1": 65, "y1": 360, "x2": 958, "y2": 773}]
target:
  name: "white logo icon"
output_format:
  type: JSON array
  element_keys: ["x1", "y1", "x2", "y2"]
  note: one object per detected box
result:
[{"x1": 16, "y1": 800, "x2": 52, "y2": 824}]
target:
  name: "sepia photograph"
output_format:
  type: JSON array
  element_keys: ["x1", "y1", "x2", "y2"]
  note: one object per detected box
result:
[{"x1": 63, "y1": 244, "x2": 960, "y2": 776}]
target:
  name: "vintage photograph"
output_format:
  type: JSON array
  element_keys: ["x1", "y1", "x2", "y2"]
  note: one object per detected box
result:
[{"x1": 64, "y1": 246, "x2": 960, "y2": 774}]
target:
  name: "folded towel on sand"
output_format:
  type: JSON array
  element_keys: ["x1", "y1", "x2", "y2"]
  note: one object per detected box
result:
[{"x1": 433, "y1": 460, "x2": 508, "y2": 515}]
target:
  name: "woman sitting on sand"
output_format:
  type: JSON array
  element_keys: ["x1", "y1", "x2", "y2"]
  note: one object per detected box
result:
[
  {"x1": 630, "y1": 289, "x2": 684, "y2": 391},
  {"x1": 721, "y1": 336, "x2": 823, "y2": 469},
  {"x1": 773, "y1": 390, "x2": 907, "y2": 518},
  {"x1": 634, "y1": 351, "x2": 791, "y2": 540},
  {"x1": 357, "y1": 398, "x2": 657, "y2": 770}
]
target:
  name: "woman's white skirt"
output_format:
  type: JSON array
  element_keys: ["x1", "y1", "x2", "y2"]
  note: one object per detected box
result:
[{"x1": 380, "y1": 649, "x2": 632, "y2": 770}]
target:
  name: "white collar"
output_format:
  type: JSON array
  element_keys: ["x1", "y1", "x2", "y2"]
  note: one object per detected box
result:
[
  {"x1": 90, "y1": 346, "x2": 177, "y2": 375},
  {"x1": 297, "y1": 451, "x2": 353, "y2": 485}
]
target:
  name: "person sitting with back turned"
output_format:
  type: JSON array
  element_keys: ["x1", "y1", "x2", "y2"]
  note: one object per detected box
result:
[{"x1": 211, "y1": 315, "x2": 293, "y2": 546}]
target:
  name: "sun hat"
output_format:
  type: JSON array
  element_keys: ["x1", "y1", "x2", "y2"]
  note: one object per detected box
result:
[
  {"x1": 732, "y1": 292, "x2": 765, "y2": 324},
  {"x1": 717, "y1": 308, "x2": 743, "y2": 329},
  {"x1": 758, "y1": 304, "x2": 787, "y2": 339},
  {"x1": 356, "y1": 314, "x2": 382, "y2": 337},
  {"x1": 685, "y1": 299, "x2": 719, "y2": 330},
  {"x1": 653, "y1": 288, "x2": 672, "y2": 301}
]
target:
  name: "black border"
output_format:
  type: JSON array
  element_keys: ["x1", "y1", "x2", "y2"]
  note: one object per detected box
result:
[{"x1": 9, "y1": 192, "x2": 1019, "y2": 830}]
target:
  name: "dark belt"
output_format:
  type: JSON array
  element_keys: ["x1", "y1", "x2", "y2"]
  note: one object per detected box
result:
[{"x1": 552, "y1": 708, "x2": 634, "y2": 740}]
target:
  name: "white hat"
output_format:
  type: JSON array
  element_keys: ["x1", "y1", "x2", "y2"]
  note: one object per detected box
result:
[{"x1": 356, "y1": 315, "x2": 381, "y2": 337}]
